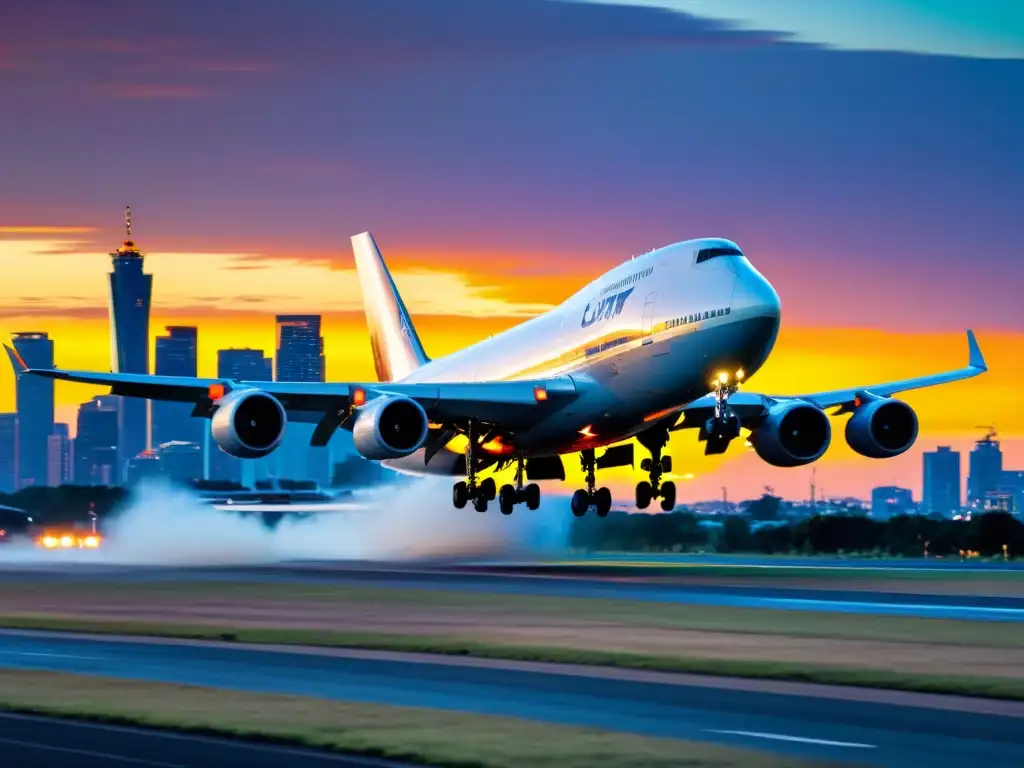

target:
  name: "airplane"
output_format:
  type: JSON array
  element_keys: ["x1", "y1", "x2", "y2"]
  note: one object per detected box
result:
[{"x1": 5, "y1": 233, "x2": 988, "y2": 518}]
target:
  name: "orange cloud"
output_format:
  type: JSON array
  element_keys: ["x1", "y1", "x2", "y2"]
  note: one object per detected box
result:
[{"x1": 0, "y1": 226, "x2": 97, "y2": 234}]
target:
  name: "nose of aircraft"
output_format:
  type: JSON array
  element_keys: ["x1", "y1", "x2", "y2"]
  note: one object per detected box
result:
[{"x1": 733, "y1": 261, "x2": 781, "y2": 321}]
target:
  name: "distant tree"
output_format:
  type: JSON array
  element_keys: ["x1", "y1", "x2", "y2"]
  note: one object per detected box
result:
[
  {"x1": 720, "y1": 515, "x2": 752, "y2": 552},
  {"x1": 747, "y1": 493, "x2": 782, "y2": 521}
]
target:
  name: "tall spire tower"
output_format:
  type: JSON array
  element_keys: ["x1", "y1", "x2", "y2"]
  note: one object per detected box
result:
[{"x1": 108, "y1": 205, "x2": 153, "y2": 478}]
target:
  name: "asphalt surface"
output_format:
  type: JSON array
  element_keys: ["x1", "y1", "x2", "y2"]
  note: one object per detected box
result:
[
  {"x1": 0, "y1": 712, "x2": 411, "y2": 767},
  {"x1": 2, "y1": 559, "x2": 1022, "y2": 622},
  {"x1": 0, "y1": 630, "x2": 1021, "y2": 768}
]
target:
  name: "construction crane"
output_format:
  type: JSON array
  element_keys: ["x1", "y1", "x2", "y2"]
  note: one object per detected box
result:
[{"x1": 975, "y1": 425, "x2": 997, "y2": 441}]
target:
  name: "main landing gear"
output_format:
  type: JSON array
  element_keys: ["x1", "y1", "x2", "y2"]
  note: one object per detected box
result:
[
  {"x1": 570, "y1": 448, "x2": 612, "y2": 518},
  {"x1": 497, "y1": 458, "x2": 541, "y2": 516},
  {"x1": 452, "y1": 421, "x2": 539, "y2": 514},
  {"x1": 635, "y1": 427, "x2": 676, "y2": 512}
]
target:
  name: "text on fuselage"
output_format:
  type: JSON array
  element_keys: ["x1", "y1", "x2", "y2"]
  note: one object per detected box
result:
[{"x1": 582, "y1": 287, "x2": 633, "y2": 328}]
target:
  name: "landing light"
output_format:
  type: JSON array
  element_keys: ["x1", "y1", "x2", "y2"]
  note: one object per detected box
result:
[
  {"x1": 717, "y1": 371, "x2": 730, "y2": 384},
  {"x1": 533, "y1": 386, "x2": 548, "y2": 402},
  {"x1": 84, "y1": 536, "x2": 100, "y2": 549},
  {"x1": 42, "y1": 536, "x2": 57, "y2": 549},
  {"x1": 578, "y1": 425, "x2": 596, "y2": 439},
  {"x1": 351, "y1": 387, "x2": 367, "y2": 407},
  {"x1": 60, "y1": 535, "x2": 73, "y2": 548},
  {"x1": 736, "y1": 369, "x2": 745, "y2": 381},
  {"x1": 683, "y1": 473, "x2": 694, "y2": 480}
]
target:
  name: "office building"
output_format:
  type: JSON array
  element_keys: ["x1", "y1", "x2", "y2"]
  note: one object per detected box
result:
[
  {"x1": 74, "y1": 396, "x2": 120, "y2": 486},
  {"x1": 152, "y1": 326, "x2": 200, "y2": 448},
  {"x1": 209, "y1": 348, "x2": 274, "y2": 483},
  {"x1": 871, "y1": 486, "x2": 914, "y2": 520},
  {"x1": 12, "y1": 332, "x2": 54, "y2": 488},
  {"x1": 275, "y1": 315, "x2": 325, "y2": 382},
  {"x1": 0, "y1": 414, "x2": 17, "y2": 493},
  {"x1": 158, "y1": 441, "x2": 203, "y2": 484},
  {"x1": 47, "y1": 422, "x2": 72, "y2": 486},
  {"x1": 126, "y1": 452, "x2": 162, "y2": 486},
  {"x1": 275, "y1": 315, "x2": 331, "y2": 486},
  {"x1": 968, "y1": 430, "x2": 1002, "y2": 506},
  {"x1": 922, "y1": 446, "x2": 960, "y2": 517},
  {"x1": 107, "y1": 208, "x2": 153, "y2": 472}
]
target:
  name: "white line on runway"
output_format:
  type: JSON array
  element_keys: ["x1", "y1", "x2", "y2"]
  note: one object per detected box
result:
[
  {"x1": 0, "y1": 651, "x2": 100, "y2": 659},
  {"x1": 706, "y1": 729, "x2": 878, "y2": 748},
  {"x1": 0, "y1": 736, "x2": 186, "y2": 766}
]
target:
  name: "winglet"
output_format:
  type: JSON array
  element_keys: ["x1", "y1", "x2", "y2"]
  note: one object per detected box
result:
[
  {"x1": 966, "y1": 330, "x2": 987, "y2": 371},
  {"x1": 3, "y1": 344, "x2": 28, "y2": 378}
]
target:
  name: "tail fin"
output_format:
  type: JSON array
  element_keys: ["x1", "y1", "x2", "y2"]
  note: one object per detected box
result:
[{"x1": 351, "y1": 231, "x2": 430, "y2": 382}]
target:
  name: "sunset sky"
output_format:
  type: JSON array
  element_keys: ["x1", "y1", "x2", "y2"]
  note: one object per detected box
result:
[{"x1": 1, "y1": 0, "x2": 1021, "y2": 502}]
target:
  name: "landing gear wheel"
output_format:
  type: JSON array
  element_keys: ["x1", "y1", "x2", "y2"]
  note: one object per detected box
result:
[
  {"x1": 473, "y1": 495, "x2": 488, "y2": 513},
  {"x1": 640, "y1": 458, "x2": 652, "y2": 472},
  {"x1": 635, "y1": 481, "x2": 652, "y2": 510},
  {"x1": 498, "y1": 484, "x2": 516, "y2": 515},
  {"x1": 524, "y1": 483, "x2": 541, "y2": 510},
  {"x1": 453, "y1": 481, "x2": 469, "y2": 509},
  {"x1": 480, "y1": 477, "x2": 497, "y2": 501},
  {"x1": 660, "y1": 480, "x2": 676, "y2": 512},
  {"x1": 660, "y1": 456, "x2": 672, "y2": 474},
  {"x1": 571, "y1": 489, "x2": 590, "y2": 517},
  {"x1": 594, "y1": 487, "x2": 612, "y2": 518}
]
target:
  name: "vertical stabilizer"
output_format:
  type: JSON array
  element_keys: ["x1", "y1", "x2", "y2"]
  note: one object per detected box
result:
[{"x1": 351, "y1": 231, "x2": 430, "y2": 382}]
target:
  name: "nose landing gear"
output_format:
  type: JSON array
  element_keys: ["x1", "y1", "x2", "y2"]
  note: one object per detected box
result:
[
  {"x1": 635, "y1": 427, "x2": 676, "y2": 512},
  {"x1": 571, "y1": 448, "x2": 613, "y2": 518}
]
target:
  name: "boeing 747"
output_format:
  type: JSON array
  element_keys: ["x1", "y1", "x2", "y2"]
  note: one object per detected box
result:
[{"x1": 6, "y1": 233, "x2": 988, "y2": 517}]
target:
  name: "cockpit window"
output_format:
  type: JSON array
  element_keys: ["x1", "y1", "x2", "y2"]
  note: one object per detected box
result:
[{"x1": 696, "y1": 246, "x2": 742, "y2": 264}]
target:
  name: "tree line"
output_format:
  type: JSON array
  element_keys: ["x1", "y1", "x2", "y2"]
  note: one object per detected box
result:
[{"x1": 570, "y1": 510, "x2": 1024, "y2": 559}]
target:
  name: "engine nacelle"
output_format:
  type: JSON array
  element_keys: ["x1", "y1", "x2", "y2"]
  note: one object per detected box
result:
[
  {"x1": 845, "y1": 398, "x2": 919, "y2": 458},
  {"x1": 750, "y1": 401, "x2": 831, "y2": 468},
  {"x1": 352, "y1": 394, "x2": 430, "y2": 460},
  {"x1": 210, "y1": 388, "x2": 287, "y2": 458}
]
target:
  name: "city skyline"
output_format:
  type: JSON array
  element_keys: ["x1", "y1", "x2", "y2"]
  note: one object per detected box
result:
[{"x1": 1, "y1": 0, "x2": 1021, "y2": 501}]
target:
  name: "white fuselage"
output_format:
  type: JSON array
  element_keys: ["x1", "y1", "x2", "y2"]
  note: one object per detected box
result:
[{"x1": 387, "y1": 238, "x2": 781, "y2": 473}]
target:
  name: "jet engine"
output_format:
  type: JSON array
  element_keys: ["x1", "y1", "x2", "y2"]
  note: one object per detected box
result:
[
  {"x1": 750, "y1": 401, "x2": 831, "y2": 467},
  {"x1": 210, "y1": 388, "x2": 287, "y2": 458},
  {"x1": 352, "y1": 394, "x2": 430, "y2": 460},
  {"x1": 845, "y1": 398, "x2": 918, "y2": 458}
]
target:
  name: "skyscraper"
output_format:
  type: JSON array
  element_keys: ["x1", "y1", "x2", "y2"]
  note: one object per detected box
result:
[
  {"x1": 209, "y1": 348, "x2": 274, "y2": 483},
  {"x1": 47, "y1": 422, "x2": 71, "y2": 486},
  {"x1": 275, "y1": 315, "x2": 325, "y2": 382},
  {"x1": 12, "y1": 332, "x2": 54, "y2": 488},
  {"x1": 108, "y1": 207, "x2": 153, "y2": 473},
  {"x1": 923, "y1": 446, "x2": 960, "y2": 517},
  {"x1": 152, "y1": 326, "x2": 200, "y2": 449},
  {"x1": 871, "y1": 486, "x2": 913, "y2": 520},
  {"x1": 274, "y1": 316, "x2": 328, "y2": 485},
  {"x1": 74, "y1": 396, "x2": 120, "y2": 486},
  {"x1": 0, "y1": 414, "x2": 17, "y2": 493},
  {"x1": 968, "y1": 430, "x2": 1002, "y2": 506}
]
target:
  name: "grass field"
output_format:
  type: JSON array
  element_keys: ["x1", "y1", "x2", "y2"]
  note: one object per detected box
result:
[{"x1": 0, "y1": 670, "x2": 821, "y2": 768}]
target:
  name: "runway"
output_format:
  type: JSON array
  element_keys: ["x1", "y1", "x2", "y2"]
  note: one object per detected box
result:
[
  {"x1": 0, "y1": 629, "x2": 1021, "y2": 768},
  {"x1": 0, "y1": 711, "x2": 408, "y2": 767},
  {"x1": 2, "y1": 558, "x2": 1022, "y2": 622}
]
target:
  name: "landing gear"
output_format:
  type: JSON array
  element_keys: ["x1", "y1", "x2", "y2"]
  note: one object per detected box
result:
[
  {"x1": 703, "y1": 373, "x2": 743, "y2": 454},
  {"x1": 452, "y1": 420, "x2": 498, "y2": 512},
  {"x1": 635, "y1": 427, "x2": 676, "y2": 512},
  {"x1": 497, "y1": 457, "x2": 541, "y2": 515},
  {"x1": 570, "y1": 449, "x2": 612, "y2": 518}
]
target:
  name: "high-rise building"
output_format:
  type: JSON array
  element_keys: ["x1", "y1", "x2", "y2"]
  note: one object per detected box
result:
[
  {"x1": 968, "y1": 430, "x2": 1002, "y2": 506},
  {"x1": 158, "y1": 441, "x2": 204, "y2": 484},
  {"x1": 11, "y1": 332, "x2": 54, "y2": 488},
  {"x1": 107, "y1": 207, "x2": 153, "y2": 474},
  {"x1": 74, "y1": 396, "x2": 120, "y2": 486},
  {"x1": 275, "y1": 316, "x2": 329, "y2": 486},
  {"x1": 209, "y1": 348, "x2": 274, "y2": 483},
  {"x1": 152, "y1": 326, "x2": 200, "y2": 448},
  {"x1": 0, "y1": 414, "x2": 17, "y2": 493},
  {"x1": 46, "y1": 422, "x2": 72, "y2": 486},
  {"x1": 275, "y1": 315, "x2": 325, "y2": 382},
  {"x1": 871, "y1": 486, "x2": 914, "y2": 520},
  {"x1": 923, "y1": 446, "x2": 960, "y2": 517}
]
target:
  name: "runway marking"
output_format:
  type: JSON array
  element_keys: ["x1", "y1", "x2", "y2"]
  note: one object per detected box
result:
[
  {"x1": 0, "y1": 736, "x2": 186, "y2": 766},
  {"x1": 0, "y1": 651, "x2": 100, "y2": 660},
  {"x1": 705, "y1": 729, "x2": 878, "y2": 749}
]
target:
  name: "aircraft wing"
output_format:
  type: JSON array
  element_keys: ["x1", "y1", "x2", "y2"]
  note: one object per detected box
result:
[
  {"x1": 3, "y1": 344, "x2": 580, "y2": 429},
  {"x1": 673, "y1": 329, "x2": 988, "y2": 430}
]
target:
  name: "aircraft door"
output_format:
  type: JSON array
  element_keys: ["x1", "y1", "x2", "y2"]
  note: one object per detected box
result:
[{"x1": 641, "y1": 292, "x2": 657, "y2": 345}]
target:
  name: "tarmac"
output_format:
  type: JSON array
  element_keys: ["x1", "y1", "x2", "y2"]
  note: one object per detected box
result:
[{"x1": 0, "y1": 629, "x2": 1021, "y2": 768}]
